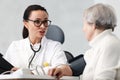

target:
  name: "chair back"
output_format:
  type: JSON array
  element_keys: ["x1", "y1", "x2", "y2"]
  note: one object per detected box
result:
[
  {"x1": 46, "y1": 25, "x2": 65, "y2": 44},
  {"x1": 46, "y1": 25, "x2": 74, "y2": 63}
]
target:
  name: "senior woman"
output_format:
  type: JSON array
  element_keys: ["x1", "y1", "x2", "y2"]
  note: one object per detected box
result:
[{"x1": 48, "y1": 3, "x2": 120, "y2": 80}]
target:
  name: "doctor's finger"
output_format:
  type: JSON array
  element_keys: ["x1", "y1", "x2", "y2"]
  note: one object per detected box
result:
[
  {"x1": 53, "y1": 68, "x2": 63, "y2": 77},
  {"x1": 11, "y1": 67, "x2": 19, "y2": 71},
  {"x1": 48, "y1": 68, "x2": 56, "y2": 76}
]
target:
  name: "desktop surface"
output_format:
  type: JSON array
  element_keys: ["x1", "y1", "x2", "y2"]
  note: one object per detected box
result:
[{"x1": 0, "y1": 74, "x2": 79, "y2": 80}]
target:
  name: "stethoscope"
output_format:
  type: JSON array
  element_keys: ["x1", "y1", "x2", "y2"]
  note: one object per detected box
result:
[{"x1": 28, "y1": 44, "x2": 41, "y2": 69}]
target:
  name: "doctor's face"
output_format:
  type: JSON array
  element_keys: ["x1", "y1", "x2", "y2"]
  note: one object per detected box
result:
[{"x1": 24, "y1": 10, "x2": 50, "y2": 39}]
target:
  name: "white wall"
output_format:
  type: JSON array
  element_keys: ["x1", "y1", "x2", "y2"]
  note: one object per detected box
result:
[{"x1": 1, "y1": 0, "x2": 119, "y2": 56}]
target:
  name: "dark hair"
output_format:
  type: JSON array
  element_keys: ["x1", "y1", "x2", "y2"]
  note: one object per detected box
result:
[{"x1": 22, "y1": 4, "x2": 48, "y2": 38}]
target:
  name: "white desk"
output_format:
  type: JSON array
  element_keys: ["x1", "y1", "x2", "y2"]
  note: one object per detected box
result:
[
  {"x1": 61, "y1": 76, "x2": 79, "y2": 80},
  {"x1": 0, "y1": 74, "x2": 79, "y2": 80}
]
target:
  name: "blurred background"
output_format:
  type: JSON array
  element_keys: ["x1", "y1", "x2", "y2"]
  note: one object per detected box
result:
[{"x1": 0, "y1": 0, "x2": 120, "y2": 56}]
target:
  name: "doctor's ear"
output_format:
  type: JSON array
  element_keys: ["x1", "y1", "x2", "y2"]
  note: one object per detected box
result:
[{"x1": 23, "y1": 20, "x2": 29, "y2": 29}]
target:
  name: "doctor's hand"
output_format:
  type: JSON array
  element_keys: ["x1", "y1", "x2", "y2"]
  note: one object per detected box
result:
[
  {"x1": 11, "y1": 67, "x2": 19, "y2": 71},
  {"x1": 48, "y1": 64, "x2": 73, "y2": 79}
]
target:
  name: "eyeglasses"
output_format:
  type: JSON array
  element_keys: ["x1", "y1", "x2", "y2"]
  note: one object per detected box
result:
[{"x1": 27, "y1": 19, "x2": 51, "y2": 27}]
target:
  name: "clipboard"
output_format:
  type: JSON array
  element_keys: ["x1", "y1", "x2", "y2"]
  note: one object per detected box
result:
[{"x1": 0, "y1": 53, "x2": 13, "y2": 74}]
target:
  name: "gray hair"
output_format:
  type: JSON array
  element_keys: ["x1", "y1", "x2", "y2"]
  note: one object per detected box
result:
[{"x1": 83, "y1": 3, "x2": 117, "y2": 31}]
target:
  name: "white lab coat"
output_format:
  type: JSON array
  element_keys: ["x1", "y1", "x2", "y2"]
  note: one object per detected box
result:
[
  {"x1": 81, "y1": 29, "x2": 120, "y2": 80},
  {"x1": 4, "y1": 36, "x2": 67, "y2": 75}
]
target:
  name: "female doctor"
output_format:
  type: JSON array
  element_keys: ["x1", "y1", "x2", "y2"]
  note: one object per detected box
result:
[{"x1": 3, "y1": 4, "x2": 67, "y2": 75}]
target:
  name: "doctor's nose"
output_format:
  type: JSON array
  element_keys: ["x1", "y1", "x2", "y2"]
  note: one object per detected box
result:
[{"x1": 40, "y1": 24, "x2": 45, "y2": 28}]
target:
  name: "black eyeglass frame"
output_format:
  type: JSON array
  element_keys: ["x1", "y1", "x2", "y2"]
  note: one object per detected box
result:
[{"x1": 27, "y1": 19, "x2": 52, "y2": 27}]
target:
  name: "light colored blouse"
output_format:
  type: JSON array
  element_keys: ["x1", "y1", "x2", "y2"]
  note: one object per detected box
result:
[{"x1": 82, "y1": 29, "x2": 120, "y2": 80}]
